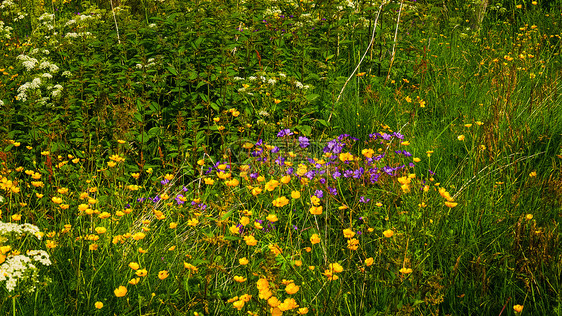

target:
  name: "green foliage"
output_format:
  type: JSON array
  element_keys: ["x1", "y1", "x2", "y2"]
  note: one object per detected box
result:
[{"x1": 0, "y1": 0, "x2": 561, "y2": 314}]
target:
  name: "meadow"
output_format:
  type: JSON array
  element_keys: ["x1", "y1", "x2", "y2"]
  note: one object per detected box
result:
[{"x1": 0, "y1": 0, "x2": 561, "y2": 315}]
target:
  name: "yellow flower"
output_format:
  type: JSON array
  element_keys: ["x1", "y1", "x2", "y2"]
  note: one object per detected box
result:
[
  {"x1": 271, "y1": 196, "x2": 289, "y2": 207},
  {"x1": 347, "y1": 238, "x2": 360, "y2": 250},
  {"x1": 413, "y1": 157, "x2": 421, "y2": 162},
  {"x1": 132, "y1": 232, "x2": 146, "y2": 240},
  {"x1": 233, "y1": 276, "x2": 247, "y2": 283},
  {"x1": 297, "y1": 307, "x2": 309, "y2": 315},
  {"x1": 95, "y1": 226, "x2": 107, "y2": 234},
  {"x1": 52, "y1": 197, "x2": 63, "y2": 204},
  {"x1": 285, "y1": 283, "x2": 300, "y2": 294},
  {"x1": 169, "y1": 222, "x2": 178, "y2": 229},
  {"x1": 45, "y1": 240, "x2": 57, "y2": 249},
  {"x1": 240, "y1": 217, "x2": 250, "y2": 226},
  {"x1": 136, "y1": 269, "x2": 148, "y2": 277},
  {"x1": 383, "y1": 229, "x2": 394, "y2": 238},
  {"x1": 361, "y1": 148, "x2": 375, "y2": 158},
  {"x1": 291, "y1": 191, "x2": 301, "y2": 199},
  {"x1": 329, "y1": 262, "x2": 344, "y2": 273},
  {"x1": 158, "y1": 270, "x2": 169, "y2": 280},
  {"x1": 225, "y1": 178, "x2": 239, "y2": 187},
  {"x1": 239, "y1": 257, "x2": 249, "y2": 265},
  {"x1": 89, "y1": 244, "x2": 98, "y2": 251},
  {"x1": 444, "y1": 201, "x2": 458, "y2": 208},
  {"x1": 513, "y1": 305, "x2": 524, "y2": 313},
  {"x1": 457, "y1": 135, "x2": 465, "y2": 141},
  {"x1": 187, "y1": 218, "x2": 199, "y2": 226},
  {"x1": 529, "y1": 171, "x2": 537, "y2": 177},
  {"x1": 310, "y1": 195, "x2": 320, "y2": 206},
  {"x1": 229, "y1": 225, "x2": 240, "y2": 235},
  {"x1": 244, "y1": 235, "x2": 258, "y2": 246},
  {"x1": 280, "y1": 175, "x2": 291, "y2": 184},
  {"x1": 138, "y1": 247, "x2": 147, "y2": 254},
  {"x1": 309, "y1": 206, "x2": 322, "y2": 215},
  {"x1": 114, "y1": 285, "x2": 127, "y2": 297},
  {"x1": 264, "y1": 179, "x2": 280, "y2": 191},
  {"x1": 365, "y1": 257, "x2": 374, "y2": 266},
  {"x1": 399, "y1": 267, "x2": 413, "y2": 274},
  {"x1": 128, "y1": 277, "x2": 140, "y2": 285},
  {"x1": 204, "y1": 178, "x2": 215, "y2": 185},
  {"x1": 526, "y1": 214, "x2": 533, "y2": 220},
  {"x1": 342, "y1": 228, "x2": 355, "y2": 238},
  {"x1": 95, "y1": 301, "x2": 103, "y2": 309},
  {"x1": 405, "y1": 96, "x2": 412, "y2": 103},
  {"x1": 129, "y1": 262, "x2": 140, "y2": 270},
  {"x1": 107, "y1": 161, "x2": 117, "y2": 168},
  {"x1": 183, "y1": 262, "x2": 199, "y2": 273},
  {"x1": 310, "y1": 234, "x2": 320, "y2": 245},
  {"x1": 266, "y1": 214, "x2": 279, "y2": 222},
  {"x1": 11, "y1": 214, "x2": 21, "y2": 221},
  {"x1": 57, "y1": 187, "x2": 69, "y2": 194}
]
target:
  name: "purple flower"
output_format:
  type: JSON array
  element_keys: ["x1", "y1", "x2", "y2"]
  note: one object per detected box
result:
[
  {"x1": 305, "y1": 170, "x2": 316, "y2": 179},
  {"x1": 343, "y1": 170, "x2": 353, "y2": 178},
  {"x1": 393, "y1": 132, "x2": 405, "y2": 139},
  {"x1": 299, "y1": 136, "x2": 310, "y2": 148},
  {"x1": 286, "y1": 167, "x2": 294, "y2": 175},
  {"x1": 256, "y1": 139, "x2": 263, "y2": 146},
  {"x1": 333, "y1": 168, "x2": 342, "y2": 179},
  {"x1": 370, "y1": 173, "x2": 380, "y2": 183},
  {"x1": 359, "y1": 196, "x2": 370, "y2": 203},
  {"x1": 319, "y1": 178, "x2": 326, "y2": 184},
  {"x1": 152, "y1": 195, "x2": 161, "y2": 203},
  {"x1": 250, "y1": 172, "x2": 258, "y2": 179},
  {"x1": 272, "y1": 146, "x2": 280, "y2": 153},
  {"x1": 328, "y1": 187, "x2": 338, "y2": 195},
  {"x1": 182, "y1": 186, "x2": 189, "y2": 192},
  {"x1": 324, "y1": 139, "x2": 343, "y2": 154},
  {"x1": 175, "y1": 195, "x2": 185, "y2": 205},
  {"x1": 275, "y1": 156, "x2": 285, "y2": 165},
  {"x1": 353, "y1": 168, "x2": 364, "y2": 179},
  {"x1": 314, "y1": 190, "x2": 324, "y2": 198},
  {"x1": 161, "y1": 179, "x2": 170, "y2": 185},
  {"x1": 277, "y1": 129, "x2": 293, "y2": 137}
]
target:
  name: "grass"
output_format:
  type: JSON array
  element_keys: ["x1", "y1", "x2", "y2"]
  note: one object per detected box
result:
[{"x1": 0, "y1": 0, "x2": 561, "y2": 315}]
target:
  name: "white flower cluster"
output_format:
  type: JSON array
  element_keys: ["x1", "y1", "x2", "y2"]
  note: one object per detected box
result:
[
  {"x1": 0, "y1": 252, "x2": 51, "y2": 292},
  {"x1": 16, "y1": 54, "x2": 39, "y2": 71},
  {"x1": 0, "y1": 0, "x2": 15, "y2": 9},
  {"x1": 0, "y1": 222, "x2": 50, "y2": 293},
  {"x1": 0, "y1": 222, "x2": 42, "y2": 239},
  {"x1": 64, "y1": 31, "x2": 92, "y2": 39},
  {"x1": 0, "y1": 100, "x2": 4, "y2": 107},
  {"x1": 38, "y1": 61, "x2": 59, "y2": 73},
  {"x1": 17, "y1": 78, "x2": 42, "y2": 102},
  {"x1": 135, "y1": 58, "x2": 156, "y2": 70},
  {"x1": 295, "y1": 81, "x2": 310, "y2": 89},
  {"x1": 49, "y1": 84, "x2": 63, "y2": 98},
  {"x1": 0, "y1": 21, "x2": 13, "y2": 39}
]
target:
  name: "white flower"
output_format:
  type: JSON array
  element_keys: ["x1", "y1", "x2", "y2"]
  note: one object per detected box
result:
[
  {"x1": 0, "y1": 100, "x2": 3, "y2": 107},
  {"x1": 268, "y1": 78, "x2": 276, "y2": 85},
  {"x1": 41, "y1": 73, "x2": 52, "y2": 79},
  {"x1": 148, "y1": 23, "x2": 156, "y2": 28},
  {"x1": 233, "y1": 76, "x2": 244, "y2": 81},
  {"x1": 62, "y1": 71, "x2": 72, "y2": 77},
  {"x1": 248, "y1": 76, "x2": 257, "y2": 81},
  {"x1": 296, "y1": 81, "x2": 304, "y2": 89}
]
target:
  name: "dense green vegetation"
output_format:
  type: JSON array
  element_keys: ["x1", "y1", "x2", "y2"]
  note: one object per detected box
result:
[{"x1": 0, "y1": 0, "x2": 561, "y2": 314}]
